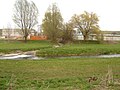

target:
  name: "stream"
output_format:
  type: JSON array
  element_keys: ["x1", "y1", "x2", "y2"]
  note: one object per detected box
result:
[
  {"x1": 0, "y1": 52, "x2": 43, "y2": 60},
  {"x1": 0, "y1": 53, "x2": 120, "y2": 60}
]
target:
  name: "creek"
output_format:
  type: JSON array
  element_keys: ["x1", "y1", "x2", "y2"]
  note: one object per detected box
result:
[{"x1": 0, "y1": 53, "x2": 120, "y2": 60}]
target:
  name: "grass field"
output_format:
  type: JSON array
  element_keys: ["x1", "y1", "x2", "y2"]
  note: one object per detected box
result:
[
  {"x1": 0, "y1": 40, "x2": 52, "y2": 53},
  {"x1": 0, "y1": 41, "x2": 120, "y2": 57},
  {"x1": 0, "y1": 40, "x2": 120, "y2": 89},
  {"x1": 0, "y1": 40, "x2": 120, "y2": 57},
  {"x1": 0, "y1": 58, "x2": 120, "y2": 90},
  {"x1": 37, "y1": 42, "x2": 120, "y2": 57}
]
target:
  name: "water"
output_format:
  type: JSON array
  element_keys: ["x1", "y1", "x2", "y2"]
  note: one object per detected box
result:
[
  {"x1": 0, "y1": 53, "x2": 120, "y2": 60},
  {"x1": 55, "y1": 54, "x2": 120, "y2": 59},
  {"x1": 98, "y1": 54, "x2": 120, "y2": 58},
  {"x1": 0, "y1": 54, "x2": 43, "y2": 60}
]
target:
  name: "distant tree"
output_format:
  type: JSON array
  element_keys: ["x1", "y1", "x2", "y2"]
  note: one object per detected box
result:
[
  {"x1": 96, "y1": 30, "x2": 104, "y2": 42},
  {"x1": 13, "y1": 0, "x2": 39, "y2": 42},
  {"x1": 42, "y1": 3, "x2": 63, "y2": 43},
  {"x1": 61, "y1": 22, "x2": 74, "y2": 43},
  {"x1": 6, "y1": 23, "x2": 12, "y2": 39},
  {"x1": 71, "y1": 11, "x2": 99, "y2": 40}
]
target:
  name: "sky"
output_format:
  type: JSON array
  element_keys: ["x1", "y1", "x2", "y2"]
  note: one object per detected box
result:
[{"x1": 0, "y1": 0, "x2": 120, "y2": 31}]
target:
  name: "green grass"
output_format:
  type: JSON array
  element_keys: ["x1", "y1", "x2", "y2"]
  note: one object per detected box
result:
[
  {"x1": 0, "y1": 40, "x2": 52, "y2": 53},
  {"x1": 0, "y1": 40, "x2": 120, "y2": 57},
  {"x1": 37, "y1": 43, "x2": 120, "y2": 57},
  {"x1": 0, "y1": 58, "x2": 120, "y2": 90}
]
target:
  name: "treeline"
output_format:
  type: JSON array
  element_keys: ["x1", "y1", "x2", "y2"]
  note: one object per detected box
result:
[{"x1": 13, "y1": 0, "x2": 103, "y2": 43}]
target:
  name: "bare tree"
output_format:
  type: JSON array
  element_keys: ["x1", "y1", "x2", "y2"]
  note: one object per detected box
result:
[
  {"x1": 61, "y1": 22, "x2": 74, "y2": 43},
  {"x1": 6, "y1": 23, "x2": 12, "y2": 39},
  {"x1": 13, "y1": 0, "x2": 39, "y2": 42}
]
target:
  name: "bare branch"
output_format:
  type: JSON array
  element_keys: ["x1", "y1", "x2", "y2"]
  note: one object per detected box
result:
[{"x1": 13, "y1": 0, "x2": 39, "y2": 42}]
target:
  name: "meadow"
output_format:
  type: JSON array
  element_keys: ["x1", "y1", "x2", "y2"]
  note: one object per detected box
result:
[
  {"x1": 0, "y1": 40, "x2": 120, "y2": 57},
  {"x1": 0, "y1": 40, "x2": 120, "y2": 89},
  {"x1": 37, "y1": 41, "x2": 120, "y2": 57},
  {"x1": 0, "y1": 40, "x2": 52, "y2": 53},
  {"x1": 0, "y1": 58, "x2": 120, "y2": 90}
]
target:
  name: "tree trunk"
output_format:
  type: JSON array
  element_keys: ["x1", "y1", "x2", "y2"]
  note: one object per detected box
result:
[
  {"x1": 83, "y1": 35, "x2": 88, "y2": 41},
  {"x1": 24, "y1": 28, "x2": 28, "y2": 43},
  {"x1": 24, "y1": 35, "x2": 28, "y2": 43}
]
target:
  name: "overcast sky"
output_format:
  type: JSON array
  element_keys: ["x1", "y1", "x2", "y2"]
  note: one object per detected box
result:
[{"x1": 0, "y1": 0, "x2": 120, "y2": 31}]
